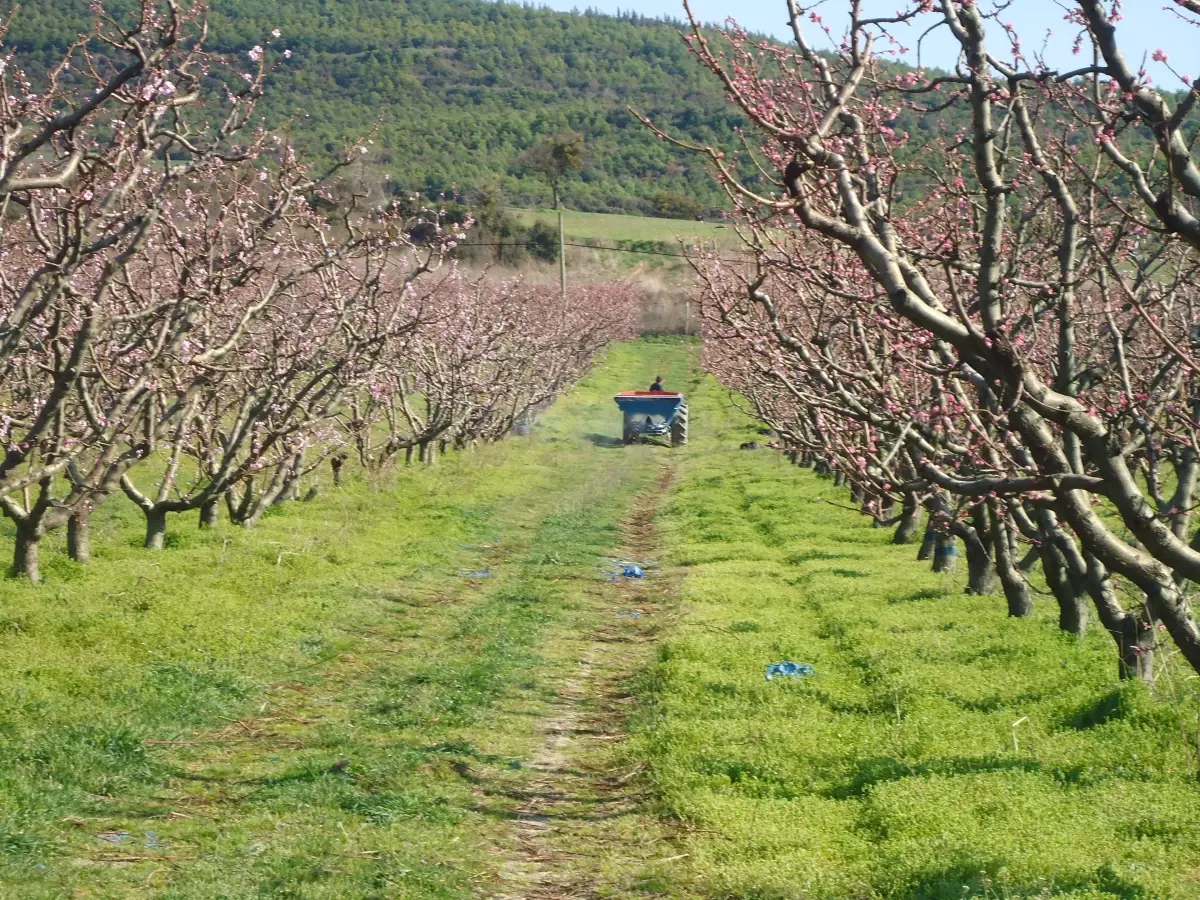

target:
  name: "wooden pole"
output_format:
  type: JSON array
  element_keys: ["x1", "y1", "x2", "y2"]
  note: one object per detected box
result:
[{"x1": 558, "y1": 209, "x2": 566, "y2": 298}]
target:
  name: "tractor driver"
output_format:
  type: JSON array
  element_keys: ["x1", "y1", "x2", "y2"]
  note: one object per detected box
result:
[{"x1": 649, "y1": 375, "x2": 666, "y2": 392}]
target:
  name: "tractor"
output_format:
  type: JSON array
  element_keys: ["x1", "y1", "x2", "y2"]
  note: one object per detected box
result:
[{"x1": 613, "y1": 391, "x2": 688, "y2": 446}]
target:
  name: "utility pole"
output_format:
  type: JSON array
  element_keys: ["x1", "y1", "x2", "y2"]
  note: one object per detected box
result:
[{"x1": 558, "y1": 209, "x2": 566, "y2": 298}]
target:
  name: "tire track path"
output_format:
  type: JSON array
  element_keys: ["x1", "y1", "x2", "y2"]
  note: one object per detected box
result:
[{"x1": 484, "y1": 464, "x2": 687, "y2": 900}]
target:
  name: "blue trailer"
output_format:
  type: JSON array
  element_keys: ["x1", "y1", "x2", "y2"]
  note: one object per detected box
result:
[{"x1": 614, "y1": 391, "x2": 688, "y2": 446}]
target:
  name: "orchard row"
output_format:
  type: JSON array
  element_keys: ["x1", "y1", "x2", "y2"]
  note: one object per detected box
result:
[
  {"x1": 0, "y1": 3, "x2": 638, "y2": 582},
  {"x1": 666, "y1": 0, "x2": 1200, "y2": 680}
]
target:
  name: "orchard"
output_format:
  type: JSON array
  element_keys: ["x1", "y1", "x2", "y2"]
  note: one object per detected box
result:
[
  {"x1": 0, "y1": 1, "x2": 638, "y2": 582},
  {"x1": 640, "y1": 0, "x2": 1200, "y2": 681}
]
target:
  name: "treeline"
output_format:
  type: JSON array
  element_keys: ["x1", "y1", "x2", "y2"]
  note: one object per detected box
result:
[
  {"x1": 4, "y1": 0, "x2": 749, "y2": 215},
  {"x1": 8, "y1": 0, "x2": 1190, "y2": 220}
]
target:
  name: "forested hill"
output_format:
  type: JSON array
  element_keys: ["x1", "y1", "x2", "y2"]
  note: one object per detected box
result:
[{"x1": 6, "y1": 0, "x2": 751, "y2": 215}]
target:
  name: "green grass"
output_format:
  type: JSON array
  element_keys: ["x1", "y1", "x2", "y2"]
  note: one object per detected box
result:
[
  {"x1": 0, "y1": 339, "x2": 694, "y2": 897},
  {"x1": 638, "y1": 378, "x2": 1200, "y2": 899},
  {"x1": 510, "y1": 208, "x2": 741, "y2": 250},
  {"x1": 5, "y1": 337, "x2": 1200, "y2": 898}
]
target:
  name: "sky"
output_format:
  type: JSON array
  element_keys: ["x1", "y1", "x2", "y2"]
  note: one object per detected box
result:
[{"x1": 536, "y1": 0, "x2": 1199, "y2": 83}]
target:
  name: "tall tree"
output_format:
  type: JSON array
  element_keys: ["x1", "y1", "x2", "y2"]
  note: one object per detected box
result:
[{"x1": 516, "y1": 133, "x2": 585, "y2": 210}]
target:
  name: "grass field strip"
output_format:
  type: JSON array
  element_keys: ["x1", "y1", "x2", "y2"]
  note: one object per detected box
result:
[{"x1": 0, "y1": 342, "x2": 681, "y2": 898}]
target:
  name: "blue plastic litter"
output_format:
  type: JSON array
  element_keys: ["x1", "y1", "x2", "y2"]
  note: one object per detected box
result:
[
  {"x1": 617, "y1": 610, "x2": 643, "y2": 619},
  {"x1": 600, "y1": 558, "x2": 653, "y2": 580},
  {"x1": 460, "y1": 568, "x2": 491, "y2": 579},
  {"x1": 764, "y1": 661, "x2": 816, "y2": 681},
  {"x1": 97, "y1": 831, "x2": 131, "y2": 846}
]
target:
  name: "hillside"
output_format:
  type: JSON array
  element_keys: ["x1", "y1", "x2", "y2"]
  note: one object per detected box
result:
[
  {"x1": 6, "y1": 0, "x2": 750, "y2": 215},
  {"x1": 14, "y1": 1, "x2": 1188, "y2": 220}
]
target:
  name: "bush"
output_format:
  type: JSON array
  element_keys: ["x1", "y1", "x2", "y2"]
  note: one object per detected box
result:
[
  {"x1": 651, "y1": 190, "x2": 703, "y2": 221},
  {"x1": 525, "y1": 220, "x2": 559, "y2": 262}
]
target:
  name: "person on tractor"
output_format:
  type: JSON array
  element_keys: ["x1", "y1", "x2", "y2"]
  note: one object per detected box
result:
[{"x1": 649, "y1": 375, "x2": 665, "y2": 392}]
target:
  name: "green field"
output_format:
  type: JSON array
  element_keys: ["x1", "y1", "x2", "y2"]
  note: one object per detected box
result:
[
  {"x1": 2, "y1": 339, "x2": 1199, "y2": 898},
  {"x1": 510, "y1": 208, "x2": 743, "y2": 251}
]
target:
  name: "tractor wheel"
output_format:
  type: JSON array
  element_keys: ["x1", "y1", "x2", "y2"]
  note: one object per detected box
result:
[{"x1": 670, "y1": 403, "x2": 688, "y2": 447}]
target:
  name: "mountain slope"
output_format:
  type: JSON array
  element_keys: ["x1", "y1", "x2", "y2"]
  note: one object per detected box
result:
[{"x1": 6, "y1": 0, "x2": 746, "y2": 214}]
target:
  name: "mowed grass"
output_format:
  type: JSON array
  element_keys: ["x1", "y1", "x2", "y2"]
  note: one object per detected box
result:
[
  {"x1": 639, "y1": 383, "x2": 1200, "y2": 898},
  {"x1": 0, "y1": 339, "x2": 694, "y2": 898},
  {"x1": 510, "y1": 208, "x2": 741, "y2": 249}
]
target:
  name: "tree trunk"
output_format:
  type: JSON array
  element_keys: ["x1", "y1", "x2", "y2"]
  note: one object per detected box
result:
[
  {"x1": 872, "y1": 495, "x2": 894, "y2": 529},
  {"x1": 237, "y1": 458, "x2": 297, "y2": 528},
  {"x1": 1112, "y1": 612, "x2": 1156, "y2": 682},
  {"x1": 932, "y1": 531, "x2": 958, "y2": 573},
  {"x1": 1036, "y1": 514, "x2": 1151, "y2": 680},
  {"x1": 145, "y1": 508, "x2": 168, "y2": 551},
  {"x1": 199, "y1": 496, "x2": 220, "y2": 528},
  {"x1": 956, "y1": 515, "x2": 995, "y2": 593},
  {"x1": 11, "y1": 526, "x2": 41, "y2": 583},
  {"x1": 917, "y1": 524, "x2": 937, "y2": 561},
  {"x1": 272, "y1": 474, "x2": 301, "y2": 507},
  {"x1": 1041, "y1": 540, "x2": 1087, "y2": 635},
  {"x1": 227, "y1": 480, "x2": 254, "y2": 524},
  {"x1": 989, "y1": 502, "x2": 1033, "y2": 617},
  {"x1": 1079, "y1": 550, "x2": 1156, "y2": 683},
  {"x1": 67, "y1": 508, "x2": 91, "y2": 564},
  {"x1": 893, "y1": 493, "x2": 921, "y2": 544}
]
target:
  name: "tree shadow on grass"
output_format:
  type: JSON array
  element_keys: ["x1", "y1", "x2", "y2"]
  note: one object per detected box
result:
[
  {"x1": 583, "y1": 433, "x2": 625, "y2": 448},
  {"x1": 784, "y1": 549, "x2": 856, "y2": 565},
  {"x1": 894, "y1": 860, "x2": 1147, "y2": 899},
  {"x1": 888, "y1": 587, "x2": 951, "y2": 604},
  {"x1": 824, "y1": 753, "x2": 1045, "y2": 800}
]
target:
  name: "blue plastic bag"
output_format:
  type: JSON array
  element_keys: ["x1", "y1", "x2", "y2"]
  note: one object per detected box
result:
[
  {"x1": 764, "y1": 661, "x2": 815, "y2": 681},
  {"x1": 622, "y1": 564, "x2": 644, "y2": 578}
]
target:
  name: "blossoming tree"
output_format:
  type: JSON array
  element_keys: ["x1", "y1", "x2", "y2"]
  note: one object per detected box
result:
[{"x1": 648, "y1": 0, "x2": 1200, "y2": 678}]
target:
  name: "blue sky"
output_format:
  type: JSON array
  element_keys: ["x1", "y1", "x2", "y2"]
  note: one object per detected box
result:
[{"x1": 537, "y1": 0, "x2": 1199, "y2": 83}]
